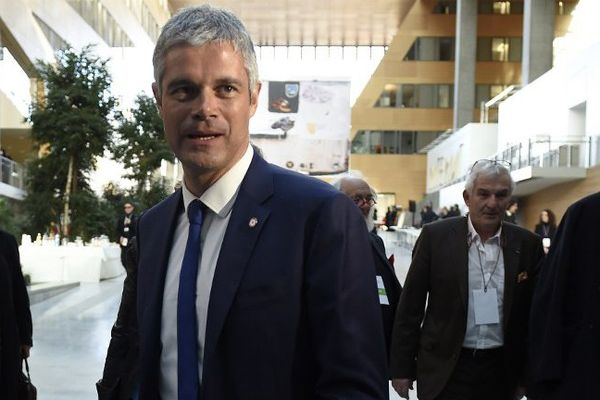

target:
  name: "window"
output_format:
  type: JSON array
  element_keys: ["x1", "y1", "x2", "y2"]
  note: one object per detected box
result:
[
  {"x1": 492, "y1": 38, "x2": 509, "y2": 61},
  {"x1": 475, "y1": 84, "x2": 512, "y2": 106},
  {"x1": 376, "y1": 84, "x2": 453, "y2": 108},
  {"x1": 433, "y1": 0, "x2": 456, "y2": 14},
  {"x1": 34, "y1": 14, "x2": 68, "y2": 51},
  {"x1": 351, "y1": 131, "x2": 443, "y2": 154},
  {"x1": 557, "y1": 1, "x2": 577, "y2": 15},
  {"x1": 404, "y1": 37, "x2": 455, "y2": 61},
  {"x1": 479, "y1": 1, "x2": 524, "y2": 14},
  {"x1": 477, "y1": 37, "x2": 521, "y2": 62},
  {"x1": 376, "y1": 84, "x2": 398, "y2": 107},
  {"x1": 67, "y1": 0, "x2": 133, "y2": 47}
]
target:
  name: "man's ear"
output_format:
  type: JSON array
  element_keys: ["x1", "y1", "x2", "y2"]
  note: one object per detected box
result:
[
  {"x1": 462, "y1": 190, "x2": 470, "y2": 207},
  {"x1": 249, "y1": 81, "x2": 262, "y2": 117},
  {"x1": 152, "y1": 82, "x2": 162, "y2": 111}
]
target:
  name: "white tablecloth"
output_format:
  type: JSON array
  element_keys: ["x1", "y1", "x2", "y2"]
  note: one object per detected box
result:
[{"x1": 20, "y1": 244, "x2": 124, "y2": 283}]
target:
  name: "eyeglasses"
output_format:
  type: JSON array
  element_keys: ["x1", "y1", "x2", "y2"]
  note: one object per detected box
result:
[
  {"x1": 470, "y1": 159, "x2": 511, "y2": 172},
  {"x1": 351, "y1": 195, "x2": 376, "y2": 206}
]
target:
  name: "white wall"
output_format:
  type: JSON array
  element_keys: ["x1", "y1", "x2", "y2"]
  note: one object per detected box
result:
[
  {"x1": 498, "y1": 41, "x2": 600, "y2": 147},
  {"x1": 438, "y1": 181, "x2": 468, "y2": 214},
  {"x1": 426, "y1": 123, "x2": 499, "y2": 193}
]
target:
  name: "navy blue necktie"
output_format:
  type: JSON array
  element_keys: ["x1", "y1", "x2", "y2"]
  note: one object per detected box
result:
[{"x1": 178, "y1": 199, "x2": 205, "y2": 399}]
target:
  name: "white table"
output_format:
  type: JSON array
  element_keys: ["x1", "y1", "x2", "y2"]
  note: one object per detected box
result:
[{"x1": 20, "y1": 244, "x2": 124, "y2": 283}]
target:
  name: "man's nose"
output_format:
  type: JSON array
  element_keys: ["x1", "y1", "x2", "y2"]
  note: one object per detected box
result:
[
  {"x1": 192, "y1": 91, "x2": 217, "y2": 119},
  {"x1": 487, "y1": 195, "x2": 499, "y2": 208}
]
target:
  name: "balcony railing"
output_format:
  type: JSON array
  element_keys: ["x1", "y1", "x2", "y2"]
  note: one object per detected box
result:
[
  {"x1": 434, "y1": 135, "x2": 600, "y2": 191},
  {"x1": 0, "y1": 155, "x2": 25, "y2": 190},
  {"x1": 494, "y1": 135, "x2": 599, "y2": 170}
]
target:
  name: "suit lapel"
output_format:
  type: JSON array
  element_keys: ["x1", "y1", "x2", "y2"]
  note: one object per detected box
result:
[
  {"x1": 143, "y1": 190, "x2": 182, "y2": 331},
  {"x1": 501, "y1": 225, "x2": 519, "y2": 330},
  {"x1": 369, "y1": 234, "x2": 393, "y2": 271},
  {"x1": 203, "y1": 155, "x2": 273, "y2": 364},
  {"x1": 451, "y1": 218, "x2": 470, "y2": 311},
  {"x1": 138, "y1": 190, "x2": 182, "y2": 389}
]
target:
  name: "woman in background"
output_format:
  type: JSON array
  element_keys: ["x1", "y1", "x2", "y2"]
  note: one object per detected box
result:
[{"x1": 534, "y1": 208, "x2": 557, "y2": 253}]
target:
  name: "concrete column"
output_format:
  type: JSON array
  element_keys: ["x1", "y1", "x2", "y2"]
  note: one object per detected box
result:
[
  {"x1": 453, "y1": 0, "x2": 477, "y2": 131},
  {"x1": 522, "y1": 0, "x2": 555, "y2": 85}
]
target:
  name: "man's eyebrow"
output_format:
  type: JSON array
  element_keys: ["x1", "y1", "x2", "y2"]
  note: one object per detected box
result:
[
  {"x1": 165, "y1": 78, "x2": 193, "y2": 91},
  {"x1": 214, "y1": 77, "x2": 244, "y2": 87}
]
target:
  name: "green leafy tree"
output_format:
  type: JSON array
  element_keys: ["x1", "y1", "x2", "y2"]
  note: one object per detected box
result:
[
  {"x1": 0, "y1": 197, "x2": 25, "y2": 238},
  {"x1": 113, "y1": 94, "x2": 174, "y2": 194},
  {"x1": 25, "y1": 45, "x2": 117, "y2": 239}
]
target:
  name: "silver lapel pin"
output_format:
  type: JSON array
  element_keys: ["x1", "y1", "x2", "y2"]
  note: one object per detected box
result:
[{"x1": 248, "y1": 217, "x2": 258, "y2": 228}]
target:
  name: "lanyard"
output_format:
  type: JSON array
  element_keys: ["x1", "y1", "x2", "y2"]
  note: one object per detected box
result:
[{"x1": 470, "y1": 236, "x2": 502, "y2": 293}]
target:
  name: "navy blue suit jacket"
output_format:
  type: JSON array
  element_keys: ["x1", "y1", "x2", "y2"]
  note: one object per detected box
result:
[{"x1": 135, "y1": 154, "x2": 388, "y2": 399}]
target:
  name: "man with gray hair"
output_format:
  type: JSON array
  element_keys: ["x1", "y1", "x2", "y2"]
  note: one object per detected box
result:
[
  {"x1": 128, "y1": 5, "x2": 387, "y2": 400},
  {"x1": 334, "y1": 176, "x2": 402, "y2": 360},
  {"x1": 390, "y1": 159, "x2": 543, "y2": 400}
]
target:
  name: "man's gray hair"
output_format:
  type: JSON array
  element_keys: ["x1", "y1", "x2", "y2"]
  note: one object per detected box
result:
[
  {"x1": 152, "y1": 5, "x2": 259, "y2": 94},
  {"x1": 331, "y1": 175, "x2": 377, "y2": 198},
  {"x1": 464, "y1": 160, "x2": 515, "y2": 194}
]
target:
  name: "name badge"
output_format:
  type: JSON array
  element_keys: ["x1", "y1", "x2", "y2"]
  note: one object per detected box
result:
[
  {"x1": 376, "y1": 275, "x2": 389, "y2": 305},
  {"x1": 124, "y1": 226, "x2": 130, "y2": 233},
  {"x1": 473, "y1": 288, "x2": 500, "y2": 325}
]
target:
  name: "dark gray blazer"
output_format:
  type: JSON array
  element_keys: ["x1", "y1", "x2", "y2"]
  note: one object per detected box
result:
[{"x1": 390, "y1": 217, "x2": 543, "y2": 400}]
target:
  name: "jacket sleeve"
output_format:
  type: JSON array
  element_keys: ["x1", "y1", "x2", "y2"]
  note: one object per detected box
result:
[
  {"x1": 389, "y1": 225, "x2": 432, "y2": 379},
  {"x1": 305, "y1": 193, "x2": 388, "y2": 399},
  {"x1": 7, "y1": 233, "x2": 33, "y2": 347},
  {"x1": 97, "y1": 238, "x2": 139, "y2": 400}
]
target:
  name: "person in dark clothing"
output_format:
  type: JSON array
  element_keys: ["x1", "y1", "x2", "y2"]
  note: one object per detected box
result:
[
  {"x1": 529, "y1": 192, "x2": 600, "y2": 399},
  {"x1": 334, "y1": 176, "x2": 402, "y2": 361},
  {"x1": 97, "y1": 238, "x2": 139, "y2": 400},
  {"x1": 116, "y1": 202, "x2": 137, "y2": 269},
  {"x1": 420, "y1": 205, "x2": 438, "y2": 225},
  {"x1": 0, "y1": 230, "x2": 33, "y2": 398},
  {"x1": 533, "y1": 209, "x2": 557, "y2": 253}
]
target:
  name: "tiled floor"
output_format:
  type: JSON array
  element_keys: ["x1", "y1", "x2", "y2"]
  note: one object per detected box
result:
[
  {"x1": 27, "y1": 236, "x2": 414, "y2": 399},
  {"x1": 29, "y1": 278, "x2": 124, "y2": 399}
]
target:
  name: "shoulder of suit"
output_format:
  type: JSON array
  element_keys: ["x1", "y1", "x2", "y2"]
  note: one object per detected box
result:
[
  {"x1": 138, "y1": 189, "x2": 181, "y2": 223},
  {"x1": 423, "y1": 215, "x2": 466, "y2": 233},
  {"x1": 503, "y1": 222, "x2": 540, "y2": 244},
  {"x1": 266, "y1": 162, "x2": 342, "y2": 203},
  {"x1": 569, "y1": 191, "x2": 600, "y2": 215}
]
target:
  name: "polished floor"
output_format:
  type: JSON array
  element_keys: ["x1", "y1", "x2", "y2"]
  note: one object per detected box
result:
[
  {"x1": 27, "y1": 233, "x2": 414, "y2": 399},
  {"x1": 29, "y1": 279, "x2": 124, "y2": 399}
]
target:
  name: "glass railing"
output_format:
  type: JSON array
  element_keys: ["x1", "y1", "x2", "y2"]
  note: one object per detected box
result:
[
  {"x1": 493, "y1": 135, "x2": 599, "y2": 170},
  {"x1": 0, "y1": 155, "x2": 25, "y2": 190},
  {"x1": 434, "y1": 135, "x2": 600, "y2": 191}
]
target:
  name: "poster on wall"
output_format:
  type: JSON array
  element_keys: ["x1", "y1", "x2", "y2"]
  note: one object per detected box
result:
[{"x1": 249, "y1": 80, "x2": 350, "y2": 175}]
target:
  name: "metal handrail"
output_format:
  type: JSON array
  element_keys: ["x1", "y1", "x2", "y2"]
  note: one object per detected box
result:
[
  {"x1": 429, "y1": 135, "x2": 600, "y2": 192},
  {"x1": 0, "y1": 155, "x2": 25, "y2": 189}
]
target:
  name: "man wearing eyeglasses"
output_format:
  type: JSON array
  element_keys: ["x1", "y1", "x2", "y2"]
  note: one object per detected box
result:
[
  {"x1": 334, "y1": 176, "x2": 402, "y2": 361},
  {"x1": 390, "y1": 160, "x2": 544, "y2": 400}
]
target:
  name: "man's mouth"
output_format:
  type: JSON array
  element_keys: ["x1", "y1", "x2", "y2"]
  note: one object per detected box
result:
[
  {"x1": 188, "y1": 135, "x2": 216, "y2": 141},
  {"x1": 186, "y1": 132, "x2": 222, "y2": 141}
]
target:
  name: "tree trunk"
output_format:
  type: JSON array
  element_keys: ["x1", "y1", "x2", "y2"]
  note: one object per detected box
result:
[{"x1": 62, "y1": 155, "x2": 74, "y2": 238}]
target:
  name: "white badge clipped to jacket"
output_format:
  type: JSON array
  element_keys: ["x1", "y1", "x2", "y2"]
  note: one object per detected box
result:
[
  {"x1": 473, "y1": 288, "x2": 500, "y2": 325},
  {"x1": 376, "y1": 275, "x2": 389, "y2": 305}
]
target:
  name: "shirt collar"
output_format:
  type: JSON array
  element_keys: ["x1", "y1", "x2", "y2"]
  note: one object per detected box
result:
[
  {"x1": 467, "y1": 214, "x2": 502, "y2": 245},
  {"x1": 182, "y1": 144, "x2": 254, "y2": 218}
]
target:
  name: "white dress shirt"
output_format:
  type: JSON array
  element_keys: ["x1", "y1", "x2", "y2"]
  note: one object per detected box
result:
[
  {"x1": 462, "y1": 216, "x2": 505, "y2": 349},
  {"x1": 160, "y1": 145, "x2": 254, "y2": 399}
]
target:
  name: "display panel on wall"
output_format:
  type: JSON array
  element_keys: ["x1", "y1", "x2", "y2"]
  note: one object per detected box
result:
[{"x1": 250, "y1": 80, "x2": 350, "y2": 175}]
